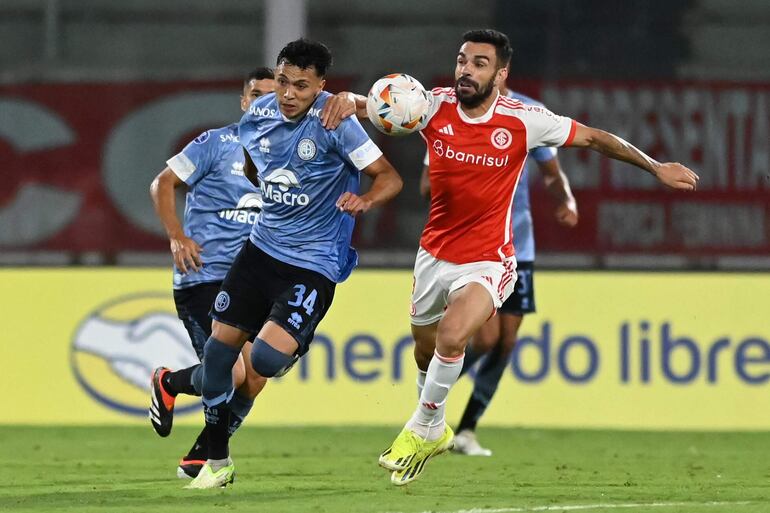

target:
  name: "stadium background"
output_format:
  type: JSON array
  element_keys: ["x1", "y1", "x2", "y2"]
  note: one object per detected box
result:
[{"x1": 1, "y1": 2, "x2": 770, "y2": 510}]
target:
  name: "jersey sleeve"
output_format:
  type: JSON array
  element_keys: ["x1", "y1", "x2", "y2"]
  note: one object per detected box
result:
[
  {"x1": 166, "y1": 131, "x2": 218, "y2": 186},
  {"x1": 530, "y1": 145, "x2": 557, "y2": 163},
  {"x1": 418, "y1": 87, "x2": 455, "y2": 131},
  {"x1": 521, "y1": 105, "x2": 577, "y2": 150},
  {"x1": 332, "y1": 115, "x2": 383, "y2": 171}
]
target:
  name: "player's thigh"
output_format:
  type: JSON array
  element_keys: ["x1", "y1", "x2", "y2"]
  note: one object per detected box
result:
[
  {"x1": 436, "y1": 282, "x2": 496, "y2": 357},
  {"x1": 264, "y1": 261, "x2": 336, "y2": 357},
  {"x1": 173, "y1": 281, "x2": 222, "y2": 360},
  {"x1": 210, "y1": 240, "x2": 273, "y2": 346},
  {"x1": 410, "y1": 247, "x2": 449, "y2": 327}
]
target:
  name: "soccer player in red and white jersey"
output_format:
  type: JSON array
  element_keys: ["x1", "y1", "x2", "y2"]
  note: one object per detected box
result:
[{"x1": 375, "y1": 29, "x2": 698, "y2": 486}]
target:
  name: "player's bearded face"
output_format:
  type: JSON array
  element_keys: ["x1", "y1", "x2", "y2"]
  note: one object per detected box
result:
[
  {"x1": 454, "y1": 74, "x2": 496, "y2": 108},
  {"x1": 275, "y1": 63, "x2": 325, "y2": 119}
]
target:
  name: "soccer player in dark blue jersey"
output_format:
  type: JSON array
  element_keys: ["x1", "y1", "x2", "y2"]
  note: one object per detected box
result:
[
  {"x1": 148, "y1": 68, "x2": 275, "y2": 479},
  {"x1": 186, "y1": 39, "x2": 403, "y2": 489}
]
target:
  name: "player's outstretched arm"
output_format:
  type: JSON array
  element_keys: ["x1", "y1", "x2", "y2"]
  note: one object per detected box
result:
[
  {"x1": 149, "y1": 168, "x2": 203, "y2": 274},
  {"x1": 321, "y1": 92, "x2": 368, "y2": 129},
  {"x1": 336, "y1": 156, "x2": 403, "y2": 216},
  {"x1": 568, "y1": 123, "x2": 699, "y2": 191},
  {"x1": 536, "y1": 156, "x2": 578, "y2": 227}
]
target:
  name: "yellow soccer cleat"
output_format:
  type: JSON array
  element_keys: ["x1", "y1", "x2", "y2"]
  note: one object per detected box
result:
[
  {"x1": 390, "y1": 424, "x2": 454, "y2": 486},
  {"x1": 184, "y1": 462, "x2": 235, "y2": 489},
  {"x1": 378, "y1": 427, "x2": 424, "y2": 471}
]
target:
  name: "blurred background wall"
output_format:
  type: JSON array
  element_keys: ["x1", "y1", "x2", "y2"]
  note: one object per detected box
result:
[{"x1": 1, "y1": 0, "x2": 769, "y2": 269}]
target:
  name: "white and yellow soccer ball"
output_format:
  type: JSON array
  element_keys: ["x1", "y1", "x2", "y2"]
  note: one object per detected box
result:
[{"x1": 366, "y1": 73, "x2": 431, "y2": 136}]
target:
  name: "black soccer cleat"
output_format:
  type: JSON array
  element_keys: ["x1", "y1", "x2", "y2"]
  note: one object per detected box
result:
[
  {"x1": 149, "y1": 367, "x2": 176, "y2": 437},
  {"x1": 177, "y1": 458, "x2": 206, "y2": 479}
]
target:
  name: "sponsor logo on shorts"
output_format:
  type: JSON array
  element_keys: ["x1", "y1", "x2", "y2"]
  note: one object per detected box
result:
[
  {"x1": 214, "y1": 291, "x2": 230, "y2": 312},
  {"x1": 287, "y1": 312, "x2": 303, "y2": 329},
  {"x1": 297, "y1": 138, "x2": 317, "y2": 161},
  {"x1": 70, "y1": 293, "x2": 200, "y2": 416}
]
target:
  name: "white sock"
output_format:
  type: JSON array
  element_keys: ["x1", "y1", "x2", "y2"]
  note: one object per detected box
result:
[
  {"x1": 407, "y1": 350, "x2": 463, "y2": 441},
  {"x1": 207, "y1": 457, "x2": 232, "y2": 472},
  {"x1": 416, "y1": 369, "x2": 427, "y2": 398}
]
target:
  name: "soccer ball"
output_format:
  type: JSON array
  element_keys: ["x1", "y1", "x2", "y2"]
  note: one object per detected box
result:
[{"x1": 366, "y1": 74, "x2": 431, "y2": 136}]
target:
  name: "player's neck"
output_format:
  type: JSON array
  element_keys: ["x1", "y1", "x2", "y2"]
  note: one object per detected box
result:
[{"x1": 458, "y1": 90, "x2": 500, "y2": 119}]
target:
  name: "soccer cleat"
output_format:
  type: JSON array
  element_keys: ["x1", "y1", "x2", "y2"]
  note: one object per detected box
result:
[
  {"x1": 149, "y1": 367, "x2": 176, "y2": 437},
  {"x1": 451, "y1": 429, "x2": 492, "y2": 457},
  {"x1": 177, "y1": 459, "x2": 206, "y2": 479},
  {"x1": 390, "y1": 424, "x2": 454, "y2": 486},
  {"x1": 378, "y1": 428, "x2": 423, "y2": 471},
  {"x1": 184, "y1": 462, "x2": 235, "y2": 489}
]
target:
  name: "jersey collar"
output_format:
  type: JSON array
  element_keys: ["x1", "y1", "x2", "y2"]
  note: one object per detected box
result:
[{"x1": 455, "y1": 90, "x2": 500, "y2": 124}]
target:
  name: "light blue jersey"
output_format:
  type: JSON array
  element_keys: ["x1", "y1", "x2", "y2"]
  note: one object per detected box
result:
[
  {"x1": 239, "y1": 92, "x2": 383, "y2": 283},
  {"x1": 166, "y1": 124, "x2": 261, "y2": 289}
]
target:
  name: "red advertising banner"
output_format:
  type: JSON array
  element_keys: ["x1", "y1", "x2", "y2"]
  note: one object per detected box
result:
[
  {"x1": 0, "y1": 78, "x2": 352, "y2": 253},
  {"x1": 1, "y1": 79, "x2": 768, "y2": 257}
]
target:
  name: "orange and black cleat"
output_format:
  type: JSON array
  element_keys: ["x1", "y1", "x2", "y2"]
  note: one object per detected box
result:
[{"x1": 149, "y1": 367, "x2": 176, "y2": 437}]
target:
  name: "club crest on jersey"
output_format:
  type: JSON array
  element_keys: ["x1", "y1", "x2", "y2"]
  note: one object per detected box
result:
[
  {"x1": 193, "y1": 131, "x2": 210, "y2": 145},
  {"x1": 297, "y1": 138, "x2": 317, "y2": 161},
  {"x1": 490, "y1": 128, "x2": 512, "y2": 150}
]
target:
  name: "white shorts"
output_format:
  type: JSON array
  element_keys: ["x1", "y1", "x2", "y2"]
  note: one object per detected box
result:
[{"x1": 410, "y1": 247, "x2": 517, "y2": 326}]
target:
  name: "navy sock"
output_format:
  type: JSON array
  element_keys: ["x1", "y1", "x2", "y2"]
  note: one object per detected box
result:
[
  {"x1": 228, "y1": 391, "x2": 255, "y2": 436},
  {"x1": 201, "y1": 337, "x2": 240, "y2": 460}
]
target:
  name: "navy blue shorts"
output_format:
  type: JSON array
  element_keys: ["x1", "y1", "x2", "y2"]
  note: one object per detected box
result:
[
  {"x1": 499, "y1": 261, "x2": 535, "y2": 315},
  {"x1": 211, "y1": 240, "x2": 336, "y2": 356},
  {"x1": 173, "y1": 281, "x2": 221, "y2": 360}
]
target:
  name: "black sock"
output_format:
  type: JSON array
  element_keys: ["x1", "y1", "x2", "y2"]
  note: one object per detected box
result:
[
  {"x1": 163, "y1": 364, "x2": 201, "y2": 396},
  {"x1": 184, "y1": 426, "x2": 209, "y2": 461},
  {"x1": 457, "y1": 396, "x2": 485, "y2": 432},
  {"x1": 204, "y1": 403, "x2": 231, "y2": 460}
]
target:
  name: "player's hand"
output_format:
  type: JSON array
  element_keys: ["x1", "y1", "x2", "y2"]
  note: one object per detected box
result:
[
  {"x1": 555, "y1": 197, "x2": 578, "y2": 227},
  {"x1": 336, "y1": 192, "x2": 372, "y2": 216},
  {"x1": 321, "y1": 92, "x2": 357, "y2": 130},
  {"x1": 655, "y1": 162, "x2": 699, "y2": 191},
  {"x1": 170, "y1": 235, "x2": 203, "y2": 274}
]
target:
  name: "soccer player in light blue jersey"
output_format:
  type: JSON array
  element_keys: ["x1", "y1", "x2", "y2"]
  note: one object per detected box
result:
[
  {"x1": 148, "y1": 68, "x2": 274, "y2": 479},
  {"x1": 420, "y1": 85, "x2": 579, "y2": 456},
  {"x1": 186, "y1": 39, "x2": 403, "y2": 489}
]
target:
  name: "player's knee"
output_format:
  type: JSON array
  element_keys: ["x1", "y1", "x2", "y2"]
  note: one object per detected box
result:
[
  {"x1": 250, "y1": 337, "x2": 297, "y2": 378},
  {"x1": 435, "y1": 323, "x2": 468, "y2": 355}
]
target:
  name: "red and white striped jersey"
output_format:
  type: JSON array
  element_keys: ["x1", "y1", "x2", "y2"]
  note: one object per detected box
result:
[{"x1": 419, "y1": 87, "x2": 576, "y2": 264}]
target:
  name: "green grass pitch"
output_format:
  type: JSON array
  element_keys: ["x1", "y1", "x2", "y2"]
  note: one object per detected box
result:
[{"x1": 1, "y1": 426, "x2": 768, "y2": 513}]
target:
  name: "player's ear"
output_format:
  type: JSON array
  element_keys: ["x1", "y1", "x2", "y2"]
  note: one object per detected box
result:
[
  {"x1": 496, "y1": 66, "x2": 509, "y2": 85},
  {"x1": 319, "y1": 78, "x2": 326, "y2": 91}
]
